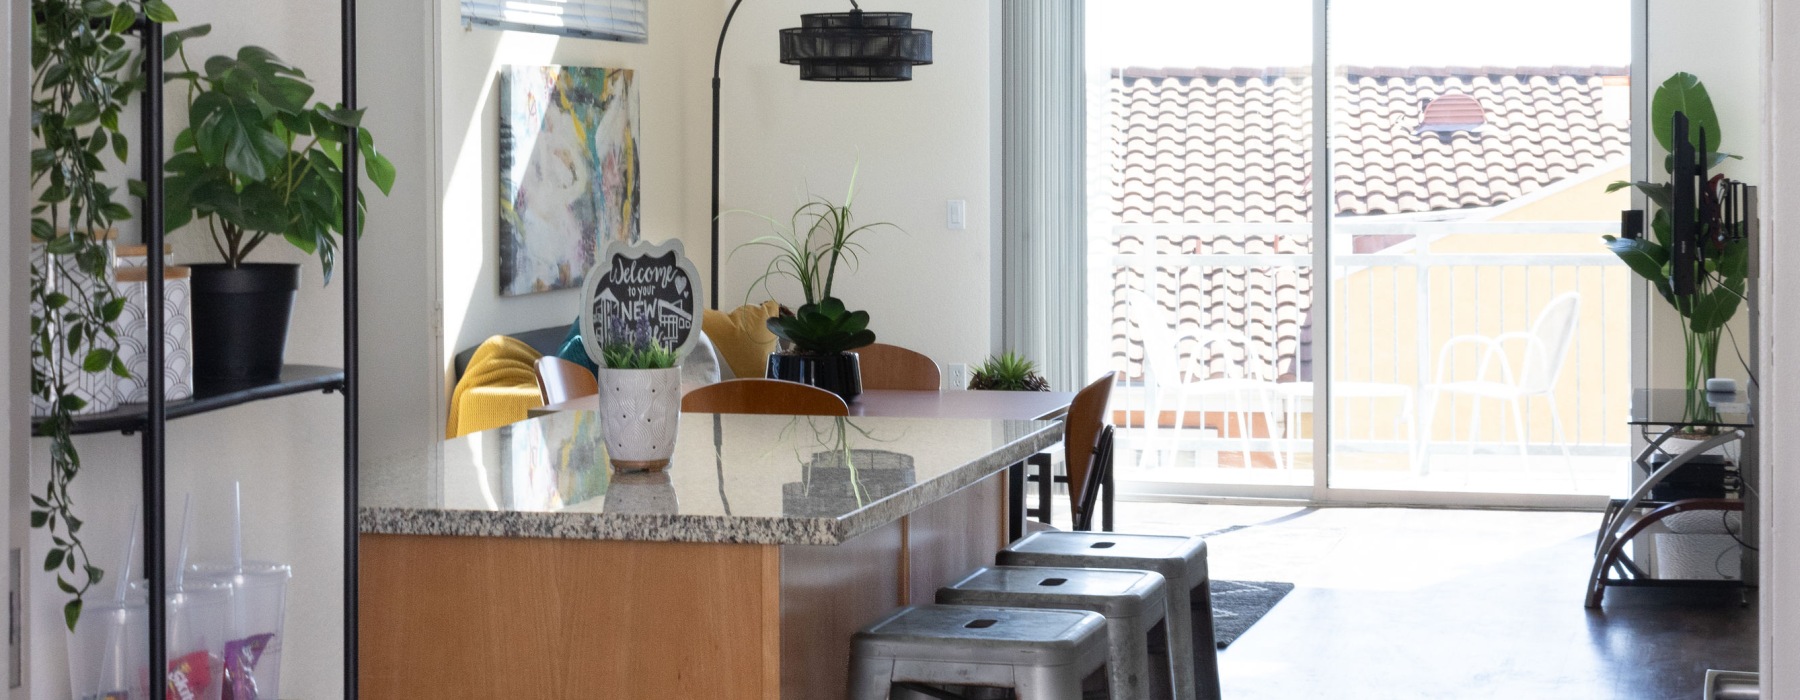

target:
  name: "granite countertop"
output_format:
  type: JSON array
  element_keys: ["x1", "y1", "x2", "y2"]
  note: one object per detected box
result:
[{"x1": 360, "y1": 411, "x2": 1060, "y2": 546}]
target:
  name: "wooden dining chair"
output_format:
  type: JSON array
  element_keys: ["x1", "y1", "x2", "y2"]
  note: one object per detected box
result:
[
  {"x1": 856, "y1": 342, "x2": 942, "y2": 391},
  {"x1": 1025, "y1": 372, "x2": 1117, "y2": 532},
  {"x1": 534, "y1": 356, "x2": 600, "y2": 405},
  {"x1": 680, "y1": 378, "x2": 850, "y2": 416}
]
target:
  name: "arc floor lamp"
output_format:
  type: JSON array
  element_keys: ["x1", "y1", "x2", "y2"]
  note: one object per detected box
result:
[{"x1": 709, "y1": 0, "x2": 933, "y2": 308}]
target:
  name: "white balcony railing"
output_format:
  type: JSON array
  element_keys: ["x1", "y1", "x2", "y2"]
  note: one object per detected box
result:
[{"x1": 1092, "y1": 221, "x2": 1632, "y2": 477}]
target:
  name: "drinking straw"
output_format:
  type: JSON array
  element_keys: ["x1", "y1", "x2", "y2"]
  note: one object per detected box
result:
[
  {"x1": 95, "y1": 504, "x2": 142, "y2": 695},
  {"x1": 115, "y1": 503, "x2": 141, "y2": 603},
  {"x1": 232, "y1": 481, "x2": 244, "y2": 575},
  {"x1": 174, "y1": 493, "x2": 193, "y2": 591}
]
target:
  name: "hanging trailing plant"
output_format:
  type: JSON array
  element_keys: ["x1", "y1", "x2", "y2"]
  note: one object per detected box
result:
[{"x1": 28, "y1": 0, "x2": 173, "y2": 629}]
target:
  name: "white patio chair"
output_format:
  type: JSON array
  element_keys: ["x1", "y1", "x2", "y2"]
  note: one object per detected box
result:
[
  {"x1": 1125, "y1": 290, "x2": 1285, "y2": 471},
  {"x1": 1418, "y1": 292, "x2": 1581, "y2": 475}
]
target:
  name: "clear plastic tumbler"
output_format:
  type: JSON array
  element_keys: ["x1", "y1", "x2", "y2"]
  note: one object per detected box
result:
[
  {"x1": 66, "y1": 599, "x2": 149, "y2": 700},
  {"x1": 189, "y1": 562, "x2": 291, "y2": 700}
]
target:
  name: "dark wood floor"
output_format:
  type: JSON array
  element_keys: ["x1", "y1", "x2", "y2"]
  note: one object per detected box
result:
[{"x1": 1081, "y1": 504, "x2": 1759, "y2": 699}]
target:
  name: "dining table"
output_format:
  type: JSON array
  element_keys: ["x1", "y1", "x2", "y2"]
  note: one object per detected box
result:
[
  {"x1": 532, "y1": 387, "x2": 1077, "y2": 422},
  {"x1": 359, "y1": 389, "x2": 1075, "y2": 699}
]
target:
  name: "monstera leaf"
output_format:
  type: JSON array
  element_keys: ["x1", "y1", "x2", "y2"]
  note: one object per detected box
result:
[{"x1": 767, "y1": 297, "x2": 876, "y2": 356}]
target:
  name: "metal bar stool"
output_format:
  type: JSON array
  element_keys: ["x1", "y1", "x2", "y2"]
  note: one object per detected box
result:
[
  {"x1": 850, "y1": 605, "x2": 1112, "y2": 700},
  {"x1": 938, "y1": 566, "x2": 1170, "y2": 699},
  {"x1": 997, "y1": 532, "x2": 1220, "y2": 700}
]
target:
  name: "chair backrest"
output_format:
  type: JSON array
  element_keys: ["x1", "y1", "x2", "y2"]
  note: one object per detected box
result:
[
  {"x1": 1064, "y1": 372, "x2": 1117, "y2": 520},
  {"x1": 856, "y1": 343, "x2": 942, "y2": 391},
  {"x1": 680, "y1": 378, "x2": 850, "y2": 416},
  {"x1": 535, "y1": 356, "x2": 599, "y2": 405},
  {"x1": 1519, "y1": 292, "x2": 1581, "y2": 395}
]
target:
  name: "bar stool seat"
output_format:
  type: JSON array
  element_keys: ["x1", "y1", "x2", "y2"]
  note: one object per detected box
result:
[
  {"x1": 938, "y1": 566, "x2": 1170, "y2": 699},
  {"x1": 850, "y1": 604, "x2": 1112, "y2": 700},
  {"x1": 998, "y1": 531, "x2": 1220, "y2": 700}
]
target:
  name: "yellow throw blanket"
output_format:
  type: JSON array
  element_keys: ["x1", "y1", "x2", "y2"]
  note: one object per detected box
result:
[{"x1": 447, "y1": 336, "x2": 544, "y2": 438}]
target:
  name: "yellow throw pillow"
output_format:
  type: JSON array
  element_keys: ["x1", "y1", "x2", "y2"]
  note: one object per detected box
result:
[{"x1": 702, "y1": 301, "x2": 781, "y2": 380}]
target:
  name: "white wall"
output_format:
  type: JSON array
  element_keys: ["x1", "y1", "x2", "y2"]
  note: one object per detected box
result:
[
  {"x1": 437, "y1": 0, "x2": 1001, "y2": 378},
  {"x1": 1760, "y1": 0, "x2": 1795, "y2": 693},
  {"x1": 711, "y1": 0, "x2": 1000, "y2": 371},
  {"x1": 439, "y1": 1, "x2": 714, "y2": 390}
]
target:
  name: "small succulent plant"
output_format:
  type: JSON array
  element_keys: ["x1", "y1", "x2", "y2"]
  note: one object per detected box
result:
[
  {"x1": 601, "y1": 313, "x2": 678, "y2": 369},
  {"x1": 767, "y1": 296, "x2": 876, "y2": 356},
  {"x1": 968, "y1": 352, "x2": 1051, "y2": 391}
]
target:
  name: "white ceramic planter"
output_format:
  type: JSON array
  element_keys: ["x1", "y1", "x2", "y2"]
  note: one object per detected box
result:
[
  {"x1": 597, "y1": 367, "x2": 682, "y2": 471},
  {"x1": 115, "y1": 265, "x2": 195, "y2": 403}
]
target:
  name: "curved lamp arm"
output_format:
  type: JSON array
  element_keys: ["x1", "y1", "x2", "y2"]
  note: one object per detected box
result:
[{"x1": 710, "y1": 0, "x2": 748, "y2": 310}]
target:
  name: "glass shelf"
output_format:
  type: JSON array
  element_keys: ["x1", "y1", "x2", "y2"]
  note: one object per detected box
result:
[
  {"x1": 32, "y1": 365, "x2": 346, "y2": 437},
  {"x1": 1626, "y1": 388, "x2": 1753, "y2": 429}
]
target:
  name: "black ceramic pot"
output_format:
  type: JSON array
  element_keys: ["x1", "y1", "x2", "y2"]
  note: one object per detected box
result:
[
  {"x1": 767, "y1": 352, "x2": 862, "y2": 403},
  {"x1": 189, "y1": 263, "x2": 299, "y2": 384}
]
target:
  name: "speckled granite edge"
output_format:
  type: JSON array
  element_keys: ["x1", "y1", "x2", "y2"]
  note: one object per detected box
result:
[
  {"x1": 359, "y1": 508, "x2": 850, "y2": 545},
  {"x1": 358, "y1": 420, "x2": 1062, "y2": 546}
]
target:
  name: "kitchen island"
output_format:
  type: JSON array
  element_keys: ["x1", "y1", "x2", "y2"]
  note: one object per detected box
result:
[{"x1": 359, "y1": 410, "x2": 1060, "y2": 699}]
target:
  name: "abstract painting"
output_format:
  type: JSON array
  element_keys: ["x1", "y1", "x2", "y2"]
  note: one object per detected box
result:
[{"x1": 498, "y1": 65, "x2": 640, "y2": 296}]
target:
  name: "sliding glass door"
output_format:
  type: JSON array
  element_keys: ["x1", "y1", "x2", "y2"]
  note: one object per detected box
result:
[
  {"x1": 1086, "y1": 0, "x2": 1316, "y2": 497},
  {"x1": 1088, "y1": 0, "x2": 1634, "y2": 504}
]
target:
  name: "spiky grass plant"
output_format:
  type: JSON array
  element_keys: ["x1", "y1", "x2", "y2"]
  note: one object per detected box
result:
[{"x1": 967, "y1": 352, "x2": 1051, "y2": 391}]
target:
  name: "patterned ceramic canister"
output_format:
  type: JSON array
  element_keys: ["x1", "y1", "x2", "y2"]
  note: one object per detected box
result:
[
  {"x1": 596, "y1": 366, "x2": 682, "y2": 471},
  {"x1": 114, "y1": 244, "x2": 174, "y2": 270},
  {"x1": 29, "y1": 234, "x2": 122, "y2": 416},
  {"x1": 115, "y1": 266, "x2": 196, "y2": 403}
]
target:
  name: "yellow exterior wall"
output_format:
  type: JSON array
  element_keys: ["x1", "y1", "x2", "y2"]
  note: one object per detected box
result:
[{"x1": 1326, "y1": 165, "x2": 1633, "y2": 449}]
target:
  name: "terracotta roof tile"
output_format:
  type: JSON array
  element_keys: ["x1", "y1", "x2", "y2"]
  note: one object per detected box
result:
[{"x1": 1106, "y1": 66, "x2": 1628, "y2": 383}]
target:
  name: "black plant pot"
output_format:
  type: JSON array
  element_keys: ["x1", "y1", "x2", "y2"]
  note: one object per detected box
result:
[
  {"x1": 767, "y1": 352, "x2": 862, "y2": 403},
  {"x1": 189, "y1": 263, "x2": 299, "y2": 386}
]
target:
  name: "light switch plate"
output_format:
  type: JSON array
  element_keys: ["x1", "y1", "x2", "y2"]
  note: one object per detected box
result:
[{"x1": 947, "y1": 200, "x2": 967, "y2": 230}]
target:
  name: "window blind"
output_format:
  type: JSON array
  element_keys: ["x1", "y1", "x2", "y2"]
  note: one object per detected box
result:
[
  {"x1": 461, "y1": 0, "x2": 649, "y2": 43},
  {"x1": 1001, "y1": 0, "x2": 1087, "y2": 391}
]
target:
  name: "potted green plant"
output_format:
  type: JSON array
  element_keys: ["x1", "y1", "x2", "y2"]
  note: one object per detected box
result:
[
  {"x1": 1603, "y1": 72, "x2": 1747, "y2": 432},
  {"x1": 162, "y1": 29, "x2": 396, "y2": 382},
  {"x1": 596, "y1": 314, "x2": 682, "y2": 471},
  {"x1": 967, "y1": 352, "x2": 1052, "y2": 391},
  {"x1": 28, "y1": 0, "x2": 167, "y2": 629},
  {"x1": 733, "y1": 168, "x2": 893, "y2": 401}
]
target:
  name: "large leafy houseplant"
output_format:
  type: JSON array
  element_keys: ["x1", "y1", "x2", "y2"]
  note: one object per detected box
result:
[
  {"x1": 162, "y1": 29, "x2": 396, "y2": 280},
  {"x1": 29, "y1": 0, "x2": 172, "y2": 629},
  {"x1": 1603, "y1": 72, "x2": 1748, "y2": 427}
]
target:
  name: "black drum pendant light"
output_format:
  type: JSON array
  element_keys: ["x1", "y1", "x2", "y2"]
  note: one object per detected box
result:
[
  {"x1": 780, "y1": 5, "x2": 935, "y2": 82},
  {"x1": 709, "y1": 1, "x2": 934, "y2": 307}
]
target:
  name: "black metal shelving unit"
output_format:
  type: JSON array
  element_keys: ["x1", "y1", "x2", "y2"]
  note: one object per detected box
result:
[{"x1": 129, "y1": 0, "x2": 361, "y2": 695}]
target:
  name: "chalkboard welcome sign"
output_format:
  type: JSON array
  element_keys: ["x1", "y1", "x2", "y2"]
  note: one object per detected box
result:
[{"x1": 580, "y1": 238, "x2": 704, "y2": 363}]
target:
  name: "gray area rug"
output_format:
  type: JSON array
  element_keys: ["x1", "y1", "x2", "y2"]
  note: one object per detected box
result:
[{"x1": 1211, "y1": 579, "x2": 1294, "y2": 648}]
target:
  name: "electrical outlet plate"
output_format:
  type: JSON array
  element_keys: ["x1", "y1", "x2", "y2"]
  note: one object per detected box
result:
[{"x1": 946, "y1": 363, "x2": 970, "y2": 390}]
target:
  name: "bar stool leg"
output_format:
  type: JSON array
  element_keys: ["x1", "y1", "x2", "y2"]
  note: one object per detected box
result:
[
  {"x1": 848, "y1": 658, "x2": 896, "y2": 700},
  {"x1": 1190, "y1": 581, "x2": 1223, "y2": 700},
  {"x1": 1107, "y1": 618, "x2": 1154, "y2": 699},
  {"x1": 1014, "y1": 664, "x2": 1090, "y2": 700},
  {"x1": 1162, "y1": 587, "x2": 1200, "y2": 700}
]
